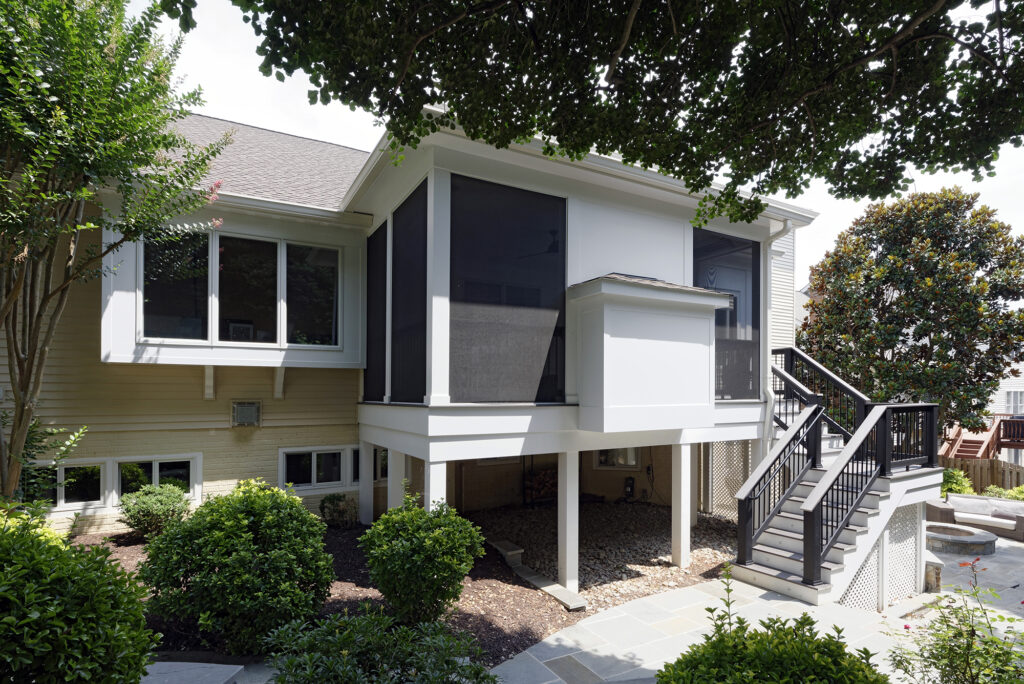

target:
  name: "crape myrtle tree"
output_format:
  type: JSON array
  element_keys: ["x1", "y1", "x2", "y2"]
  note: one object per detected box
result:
[
  {"x1": 797, "y1": 188, "x2": 1024, "y2": 432},
  {"x1": 161, "y1": 1, "x2": 1024, "y2": 224},
  {"x1": 0, "y1": 0, "x2": 228, "y2": 498}
]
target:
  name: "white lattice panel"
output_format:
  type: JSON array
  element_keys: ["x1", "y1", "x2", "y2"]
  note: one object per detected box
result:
[
  {"x1": 709, "y1": 440, "x2": 750, "y2": 520},
  {"x1": 886, "y1": 504, "x2": 920, "y2": 603},
  {"x1": 841, "y1": 539, "x2": 880, "y2": 611}
]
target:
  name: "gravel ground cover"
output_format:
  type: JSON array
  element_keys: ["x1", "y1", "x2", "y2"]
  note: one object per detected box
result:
[{"x1": 75, "y1": 502, "x2": 737, "y2": 666}]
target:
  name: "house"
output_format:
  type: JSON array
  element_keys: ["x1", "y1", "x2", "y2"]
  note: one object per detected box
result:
[{"x1": 6, "y1": 113, "x2": 941, "y2": 608}]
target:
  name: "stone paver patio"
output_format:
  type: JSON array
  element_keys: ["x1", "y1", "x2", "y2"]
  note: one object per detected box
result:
[{"x1": 931, "y1": 535, "x2": 1024, "y2": 618}]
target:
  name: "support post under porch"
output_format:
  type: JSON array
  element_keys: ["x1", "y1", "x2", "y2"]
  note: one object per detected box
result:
[
  {"x1": 358, "y1": 441, "x2": 374, "y2": 525},
  {"x1": 558, "y1": 450, "x2": 580, "y2": 593},
  {"x1": 387, "y1": 450, "x2": 406, "y2": 509},
  {"x1": 424, "y1": 461, "x2": 447, "y2": 511},
  {"x1": 672, "y1": 443, "x2": 692, "y2": 568}
]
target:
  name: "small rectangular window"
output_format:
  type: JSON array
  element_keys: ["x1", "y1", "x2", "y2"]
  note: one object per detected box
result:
[
  {"x1": 1008, "y1": 391, "x2": 1024, "y2": 415},
  {"x1": 219, "y1": 236, "x2": 278, "y2": 343},
  {"x1": 591, "y1": 448, "x2": 639, "y2": 470},
  {"x1": 119, "y1": 462, "x2": 154, "y2": 495},
  {"x1": 63, "y1": 465, "x2": 102, "y2": 504},
  {"x1": 286, "y1": 244, "x2": 339, "y2": 345},
  {"x1": 285, "y1": 452, "x2": 313, "y2": 486},
  {"x1": 143, "y1": 233, "x2": 209, "y2": 340},
  {"x1": 316, "y1": 452, "x2": 343, "y2": 484},
  {"x1": 158, "y1": 461, "x2": 192, "y2": 492},
  {"x1": 351, "y1": 448, "x2": 360, "y2": 483}
]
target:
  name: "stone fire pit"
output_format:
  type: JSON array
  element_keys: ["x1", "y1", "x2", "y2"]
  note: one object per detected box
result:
[{"x1": 926, "y1": 522, "x2": 997, "y2": 556}]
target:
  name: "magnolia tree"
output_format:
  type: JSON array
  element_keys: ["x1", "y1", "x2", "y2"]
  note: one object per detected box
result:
[
  {"x1": 0, "y1": 0, "x2": 228, "y2": 498},
  {"x1": 161, "y1": 1, "x2": 1024, "y2": 225},
  {"x1": 798, "y1": 188, "x2": 1024, "y2": 431}
]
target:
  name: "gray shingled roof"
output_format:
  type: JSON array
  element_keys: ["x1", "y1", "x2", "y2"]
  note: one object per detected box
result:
[
  {"x1": 173, "y1": 114, "x2": 369, "y2": 210},
  {"x1": 571, "y1": 272, "x2": 725, "y2": 296}
]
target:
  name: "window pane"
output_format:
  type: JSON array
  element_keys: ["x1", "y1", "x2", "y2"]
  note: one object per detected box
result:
[
  {"x1": 287, "y1": 244, "x2": 339, "y2": 345},
  {"x1": 144, "y1": 233, "x2": 209, "y2": 339},
  {"x1": 158, "y1": 461, "x2": 191, "y2": 492},
  {"x1": 595, "y1": 449, "x2": 635, "y2": 468},
  {"x1": 285, "y1": 452, "x2": 312, "y2": 486},
  {"x1": 316, "y1": 452, "x2": 342, "y2": 484},
  {"x1": 119, "y1": 462, "x2": 154, "y2": 495},
  {"x1": 219, "y1": 236, "x2": 278, "y2": 343},
  {"x1": 351, "y1": 448, "x2": 360, "y2": 483},
  {"x1": 64, "y1": 465, "x2": 101, "y2": 504},
  {"x1": 449, "y1": 174, "x2": 566, "y2": 403},
  {"x1": 694, "y1": 228, "x2": 760, "y2": 400}
]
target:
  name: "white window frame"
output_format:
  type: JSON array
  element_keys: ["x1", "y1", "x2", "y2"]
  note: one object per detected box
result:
[
  {"x1": 43, "y1": 452, "x2": 203, "y2": 513},
  {"x1": 590, "y1": 447, "x2": 640, "y2": 471},
  {"x1": 1008, "y1": 391, "x2": 1024, "y2": 415},
  {"x1": 373, "y1": 448, "x2": 389, "y2": 483},
  {"x1": 478, "y1": 456, "x2": 521, "y2": 467},
  {"x1": 278, "y1": 445, "x2": 359, "y2": 493}
]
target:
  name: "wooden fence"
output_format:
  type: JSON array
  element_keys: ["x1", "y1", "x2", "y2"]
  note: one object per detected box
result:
[{"x1": 940, "y1": 454, "x2": 1024, "y2": 491}]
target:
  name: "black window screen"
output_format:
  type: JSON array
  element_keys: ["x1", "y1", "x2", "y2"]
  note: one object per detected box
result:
[
  {"x1": 450, "y1": 174, "x2": 566, "y2": 403},
  {"x1": 693, "y1": 228, "x2": 761, "y2": 399},
  {"x1": 364, "y1": 223, "x2": 387, "y2": 402},
  {"x1": 390, "y1": 181, "x2": 428, "y2": 403}
]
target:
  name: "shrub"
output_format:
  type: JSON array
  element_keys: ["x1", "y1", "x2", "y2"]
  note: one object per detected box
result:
[
  {"x1": 0, "y1": 506, "x2": 157, "y2": 681},
  {"x1": 890, "y1": 558, "x2": 1023, "y2": 682},
  {"x1": 319, "y1": 492, "x2": 359, "y2": 528},
  {"x1": 265, "y1": 609, "x2": 497, "y2": 683},
  {"x1": 942, "y1": 468, "x2": 975, "y2": 496},
  {"x1": 119, "y1": 484, "x2": 190, "y2": 537},
  {"x1": 358, "y1": 492, "x2": 484, "y2": 623},
  {"x1": 657, "y1": 567, "x2": 887, "y2": 683},
  {"x1": 982, "y1": 484, "x2": 1024, "y2": 501},
  {"x1": 139, "y1": 479, "x2": 334, "y2": 654}
]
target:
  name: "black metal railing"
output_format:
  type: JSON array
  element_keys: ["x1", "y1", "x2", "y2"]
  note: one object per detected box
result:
[
  {"x1": 800, "y1": 403, "x2": 939, "y2": 585},
  {"x1": 773, "y1": 347, "x2": 870, "y2": 440},
  {"x1": 771, "y1": 365, "x2": 820, "y2": 430},
  {"x1": 737, "y1": 404, "x2": 824, "y2": 566}
]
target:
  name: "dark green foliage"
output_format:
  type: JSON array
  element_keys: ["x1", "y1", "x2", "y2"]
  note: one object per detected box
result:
[
  {"x1": 319, "y1": 492, "x2": 358, "y2": 528},
  {"x1": 942, "y1": 469, "x2": 976, "y2": 496},
  {"x1": 164, "y1": 1, "x2": 1024, "y2": 225},
  {"x1": 139, "y1": 479, "x2": 334, "y2": 654},
  {"x1": 657, "y1": 568, "x2": 887, "y2": 683},
  {"x1": 799, "y1": 189, "x2": 1024, "y2": 432},
  {"x1": 265, "y1": 609, "x2": 497, "y2": 683},
  {"x1": 0, "y1": 412, "x2": 85, "y2": 503},
  {"x1": 890, "y1": 558, "x2": 1024, "y2": 682},
  {"x1": 358, "y1": 492, "x2": 484, "y2": 623},
  {"x1": 0, "y1": 504, "x2": 157, "y2": 682},
  {"x1": 119, "y1": 484, "x2": 190, "y2": 537}
]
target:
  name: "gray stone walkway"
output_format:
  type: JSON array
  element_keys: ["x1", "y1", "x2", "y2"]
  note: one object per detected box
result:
[
  {"x1": 932, "y1": 535, "x2": 1024, "y2": 618},
  {"x1": 491, "y1": 578, "x2": 929, "y2": 683}
]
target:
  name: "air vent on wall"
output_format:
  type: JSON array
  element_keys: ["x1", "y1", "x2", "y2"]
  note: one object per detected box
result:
[{"x1": 231, "y1": 401, "x2": 261, "y2": 427}]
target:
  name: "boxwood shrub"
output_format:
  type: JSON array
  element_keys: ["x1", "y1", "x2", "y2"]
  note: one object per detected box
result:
[
  {"x1": 318, "y1": 492, "x2": 359, "y2": 528},
  {"x1": 358, "y1": 492, "x2": 485, "y2": 623},
  {"x1": 0, "y1": 509, "x2": 157, "y2": 682},
  {"x1": 139, "y1": 479, "x2": 334, "y2": 654},
  {"x1": 119, "y1": 483, "x2": 190, "y2": 537},
  {"x1": 265, "y1": 609, "x2": 497, "y2": 683}
]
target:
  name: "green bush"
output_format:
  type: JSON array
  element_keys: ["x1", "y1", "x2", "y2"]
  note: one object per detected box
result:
[
  {"x1": 657, "y1": 568, "x2": 887, "y2": 683},
  {"x1": 319, "y1": 492, "x2": 359, "y2": 528},
  {"x1": 358, "y1": 492, "x2": 484, "y2": 623},
  {"x1": 139, "y1": 479, "x2": 334, "y2": 654},
  {"x1": 982, "y1": 484, "x2": 1024, "y2": 501},
  {"x1": 119, "y1": 484, "x2": 190, "y2": 537},
  {"x1": 942, "y1": 468, "x2": 975, "y2": 496},
  {"x1": 265, "y1": 609, "x2": 497, "y2": 683},
  {"x1": 0, "y1": 507, "x2": 157, "y2": 682},
  {"x1": 890, "y1": 558, "x2": 1023, "y2": 682}
]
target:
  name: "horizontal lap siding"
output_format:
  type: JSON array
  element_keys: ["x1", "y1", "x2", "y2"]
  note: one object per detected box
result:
[{"x1": 770, "y1": 229, "x2": 796, "y2": 349}]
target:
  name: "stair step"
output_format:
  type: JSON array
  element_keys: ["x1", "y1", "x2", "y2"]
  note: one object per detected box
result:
[
  {"x1": 730, "y1": 562, "x2": 831, "y2": 605},
  {"x1": 762, "y1": 525, "x2": 855, "y2": 553},
  {"x1": 753, "y1": 543, "x2": 844, "y2": 572},
  {"x1": 771, "y1": 511, "x2": 868, "y2": 543},
  {"x1": 787, "y1": 495, "x2": 880, "y2": 516}
]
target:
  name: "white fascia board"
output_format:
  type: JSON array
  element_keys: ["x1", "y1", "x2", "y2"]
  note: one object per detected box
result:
[{"x1": 566, "y1": 278, "x2": 733, "y2": 310}]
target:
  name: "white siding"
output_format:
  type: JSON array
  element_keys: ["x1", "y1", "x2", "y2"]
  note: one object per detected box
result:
[
  {"x1": 990, "y1": 365, "x2": 1024, "y2": 415},
  {"x1": 769, "y1": 229, "x2": 796, "y2": 349}
]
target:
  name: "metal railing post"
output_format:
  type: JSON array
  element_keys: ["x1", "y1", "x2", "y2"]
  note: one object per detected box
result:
[
  {"x1": 807, "y1": 407, "x2": 823, "y2": 470},
  {"x1": 802, "y1": 508, "x2": 823, "y2": 585},
  {"x1": 876, "y1": 407, "x2": 893, "y2": 477},
  {"x1": 737, "y1": 498, "x2": 754, "y2": 565},
  {"x1": 925, "y1": 405, "x2": 939, "y2": 468}
]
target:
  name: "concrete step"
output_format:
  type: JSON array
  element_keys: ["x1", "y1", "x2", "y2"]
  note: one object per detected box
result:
[
  {"x1": 730, "y1": 561, "x2": 832, "y2": 605},
  {"x1": 752, "y1": 543, "x2": 844, "y2": 581}
]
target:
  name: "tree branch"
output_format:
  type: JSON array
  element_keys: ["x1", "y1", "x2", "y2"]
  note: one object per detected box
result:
[{"x1": 605, "y1": 0, "x2": 643, "y2": 86}]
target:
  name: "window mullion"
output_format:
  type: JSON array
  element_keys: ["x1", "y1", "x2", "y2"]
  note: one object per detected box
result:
[{"x1": 279, "y1": 240, "x2": 287, "y2": 348}]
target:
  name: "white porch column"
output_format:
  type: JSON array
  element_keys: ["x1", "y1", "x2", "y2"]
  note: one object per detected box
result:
[
  {"x1": 359, "y1": 441, "x2": 374, "y2": 524},
  {"x1": 671, "y1": 443, "x2": 692, "y2": 568},
  {"x1": 424, "y1": 461, "x2": 447, "y2": 511},
  {"x1": 424, "y1": 168, "x2": 451, "y2": 405},
  {"x1": 387, "y1": 450, "x2": 406, "y2": 509},
  {"x1": 558, "y1": 450, "x2": 580, "y2": 593}
]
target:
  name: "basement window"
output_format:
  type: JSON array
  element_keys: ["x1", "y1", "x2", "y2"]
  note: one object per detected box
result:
[
  {"x1": 279, "y1": 446, "x2": 358, "y2": 492},
  {"x1": 590, "y1": 448, "x2": 639, "y2": 470}
]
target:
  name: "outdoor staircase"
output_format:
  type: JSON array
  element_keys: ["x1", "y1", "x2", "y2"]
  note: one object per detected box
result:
[
  {"x1": 952, "y1": 437, "x2": 984, "y2": 459},
  {"x1": 731, "y1": 347, "x2": 943, "y2": 605}
]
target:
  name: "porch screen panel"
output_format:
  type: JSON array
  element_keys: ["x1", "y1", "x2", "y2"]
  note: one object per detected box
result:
[
  {"x1": 390, "y1": 181, "x2": 428, "y2": 403},
  {"x1": 449, "y1": 174, "x2": 566, "y2": 403},
  {"x1": 693, "y1": 228, "x2": 760, "y2": 399},
  {"x1": 364, "y1": 223, "x2": 387, "y2": 402}
]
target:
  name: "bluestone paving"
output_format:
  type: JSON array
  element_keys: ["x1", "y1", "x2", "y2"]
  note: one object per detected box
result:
[
  {"x1": 141, "y1": 662, "x2": 243, "y2": 684},
  {"x1": 491, "y1": 651, "x2": 561, "y2": 684},
  {"x1": 582, "y1": 615, "x2": 670, "y2": 649},
  {"x1": 544, "y1": 655, "x2": 605, "y2": 684}
]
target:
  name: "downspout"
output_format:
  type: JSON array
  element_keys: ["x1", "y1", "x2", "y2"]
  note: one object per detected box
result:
[{"x1": 759, "y1": 219, "x2": 795, "y2": 464}]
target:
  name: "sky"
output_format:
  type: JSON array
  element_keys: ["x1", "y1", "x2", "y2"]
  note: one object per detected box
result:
[{"x1": 133, "y1": 0, "x2": 1024, "y2": 286}]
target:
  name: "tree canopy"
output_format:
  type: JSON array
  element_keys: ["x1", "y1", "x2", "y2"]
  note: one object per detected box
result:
[
  {"x1": 798, "y1": 188, "x2": 1024, "y2": 431},
  {"x1": 0, "y1": 0, "x2": 227, "y2": 497},
  {"x1": 163, "y1": 0, "x2": 1024, "y2": 223}
]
